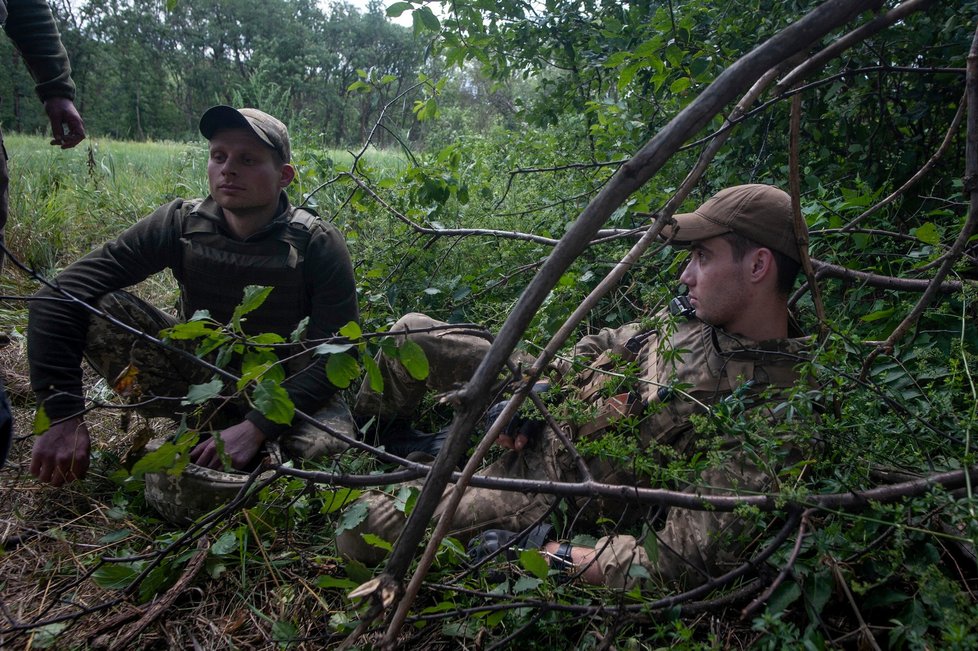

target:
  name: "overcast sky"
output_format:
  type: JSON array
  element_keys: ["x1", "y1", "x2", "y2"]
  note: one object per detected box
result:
[{"x1": 320, "y1": 0, "x2": 414, "y2": 26}]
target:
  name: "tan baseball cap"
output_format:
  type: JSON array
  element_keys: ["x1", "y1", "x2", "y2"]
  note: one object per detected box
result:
[
  {"x1": 661, "y1": 184, "x2": 802, "y2": 262},
  {"x1": 199, "y1": 105, "x2": 291, "y2": 163}
]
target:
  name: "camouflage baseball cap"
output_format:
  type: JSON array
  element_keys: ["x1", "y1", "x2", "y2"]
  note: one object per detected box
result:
[
  {"x1": 199, "y1": 105, "x2": 291, "y2": 163},
  {"x1": 661, "y1": 184, "x2": 802, "y2": 263}
]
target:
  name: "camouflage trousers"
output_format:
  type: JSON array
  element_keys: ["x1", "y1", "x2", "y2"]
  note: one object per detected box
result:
[
  {"x1": 337, "y1": 314, "x2": 786, "y2": 591},
  {"x1": 352, "y1": 312, "x2": 508, "y2": 423},
  {"x1": 338, "y1": 312, "x2": 557, "y2": 560},
  {"x1": 85, "y1": 290, "x2": 354, "y2": 460},
  {"x1": 335, "y1": 430, "x2": 565, "y2": 566},
  {"x1": 337, "y1": 427, "x2": 778, "y2": 590}
]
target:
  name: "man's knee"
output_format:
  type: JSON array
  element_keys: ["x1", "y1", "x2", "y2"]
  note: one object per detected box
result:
[
  {"x1": 390, "y1": 312, "x2": 439, "y2": 334},
  {"x1": 334, "y1": 490, "x2": 411, "y2": 566}
]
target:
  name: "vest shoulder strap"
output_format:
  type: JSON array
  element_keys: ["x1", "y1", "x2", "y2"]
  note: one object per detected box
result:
[{"x1": 279, "y1": 207, "x2": 325, "y2": 259}]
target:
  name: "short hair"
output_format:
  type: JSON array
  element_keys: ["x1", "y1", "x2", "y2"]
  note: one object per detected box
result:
[{"x1": 720, "y1": 231, "x2": 801, "y2": 295}]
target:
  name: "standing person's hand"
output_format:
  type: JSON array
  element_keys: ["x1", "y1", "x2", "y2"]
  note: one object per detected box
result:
[
  {"x1": 30, "y1": 416, "x2": 91, "y2": 486},
  {"x1": 190, "y1": 420, "x2": 267, "y2": 471},
  {"x1": 43, "y1": 97, "x2": 86, "y2": 149}
]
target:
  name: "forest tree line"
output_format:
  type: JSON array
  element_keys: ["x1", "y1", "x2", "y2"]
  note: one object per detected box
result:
[{"x1": 0, "y1": 0, "x2": 445, "y2": 147}]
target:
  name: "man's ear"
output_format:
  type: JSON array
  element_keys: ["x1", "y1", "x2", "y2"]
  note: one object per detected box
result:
[
  {"x1": 749, "y1": 247, "x2": 776, "y2": 284},
  {"x1": 279, "y1": 163, "x2": 296, "y2": 188}
]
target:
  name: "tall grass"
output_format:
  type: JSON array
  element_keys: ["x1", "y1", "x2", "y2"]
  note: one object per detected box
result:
[{"x1": 4, "y1": 134, "x2": 204, "y2": 274}]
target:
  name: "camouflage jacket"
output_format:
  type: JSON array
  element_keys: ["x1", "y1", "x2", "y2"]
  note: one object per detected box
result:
[
  {"x1": 558, "y1": 312, "x2": 814, "y2": 586},
  {"x1": 559, "y1": 313, "x2": 812, "y2": 509}
]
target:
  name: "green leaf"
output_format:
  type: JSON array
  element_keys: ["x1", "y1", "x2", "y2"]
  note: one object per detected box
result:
[
  {"x1": 138, "y1": 564, "x2": 174, "y2": 602},
  {"x1": 669, "y1": 76, "x2": 692, "y2": 94},
  {"x1": 397, "y1": 340, "x2": 429, "y2": 380},
  {"x1": 130, "y1": 433, "x2": 198, "y2": 479},
  {"x1": 249, "y1": 332, "x2": 285, "y2": 346},
  {"x1": 32, "y1": 406, "x2": 51, "y2": 436},
  {"x1": 642, "y1": 530, "x2": 658, "y2": 563},
  {"x1": 238, "y1": 349, "x2": 285, "y2": 390},
  {"x1": 347, "y1": 79, "x2": 370, "y2": 93},
  {"x1": 519, "y1": 549, "x2": 550, "y2": 580},
  {"x1": 290, "y1": 316, "x2": 310, "y2": 342},
  {"x1": 766, "y1": 580, "x2": 802, "y2": 615},
  {"x1": 413, "y1": 97, "x2": 440, "y2": 122},
  {"x1": 512, "y1": 576, "x2": 543, "y2": 594},
  {"x1": 860, "y1": 308, "x2": 895, "y2": 323},
  {"x1": 343, "y1": 558, "x2": 373, "y2": 584},
  {"x1": 363, "y1": 355, "x2": 384, "y2": 393},
  {"x1": 161, "y1": 320, "x2": 219, "y2": 340},
  {"x1": 98, "y1": 529, "x2": 132, "y2": 544},
  {"x1": 627, "y1": 563, "x2": 651, "y2": 580},
  {"x1": 271, "y1": 619, "x2": 298, "y2": 644},
  {"x1": 252, "y1": 379, "x2": 295, "y2": 425},
  {"x1": 325, "y1": 352, "x2": 361, "y2": 389},
  {"x1": 414, "y1": 5, "x2": 440, "y2": 31},
  {"x1": 32, "y1": 622, "x2": 69, "y2": 649},
  {"x1": 361, "y1": 533, "x2": 393, "y2": 552},
  {"x1": 912, "y1": 222, "x2": 941, "y2": 245},
  {"x1": 320, "y1": 488, "x2": 363, "y2": 514},
  {"x1": 336, "y1": 500, "x2": 369, "y2": 535},
  {"x1": 232, "y1": 286, "x2": 274, "y2": 327},
  {"x1": 386, "y1": 1, "x2": 413, "y2": 17},
  {"x1": 211, "y1": 531, "x2": 239, "y2": 556},
  {"x1": 92, "y1": 563, "x2": 139, "y2": 590},
  {"x1": 485, "y1": 609, "x2": 507, "y2": 627},
  {"x1": 803, "y1": 570, "x2": 833, "y2": 617},
  {"x1": 339, "y1": 321, "x2": 363, "y2": 340},
  {"x1": 312, "y1": 342, "x2": 355, "y2": 356},
  {"x1": 393, "y1": 485, "x2": 418, "y2": 517},
  {"x1": 317, "y1": 575, "x2": 358, "y2": 589},
  {"x1": 183, "y1": 378, "x2": 224, "y2": 405}
]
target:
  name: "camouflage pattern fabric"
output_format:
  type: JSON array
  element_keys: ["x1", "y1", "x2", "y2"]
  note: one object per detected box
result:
[
  {"x1": 85, "y1": 290, "x2": 353, "y2": 462},
  {"x1": 579, "y1": 446, "x2": 797, "y2": 590},
  {"x1": 336, "y1": 429, "x2": 562, "y2": 565},
  {"x1": 353, "y1": 312, "x2": 499, "y2": 423},
  {"x1": 338, "y1": 311, "x2": 812, "y2": 590},
  {"x1": 84, "y1": 290, "x2": 209, "y2": 420}
]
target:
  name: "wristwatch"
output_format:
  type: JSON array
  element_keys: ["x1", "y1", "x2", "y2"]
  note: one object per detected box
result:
[{"x1": 549, "y1": 542, "x2": 574, "y2": 571}]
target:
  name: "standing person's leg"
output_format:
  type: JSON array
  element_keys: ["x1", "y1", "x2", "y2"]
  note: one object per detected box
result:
[
  {"x1": 0, "y1": 127, "x2": 9, "y2": 274},
  {"x1": 0, "y1": 383, "x2": 11, "y2": 467},
  {"x1": 0, "y1": 129, "x2": 10, "y2": 461}
]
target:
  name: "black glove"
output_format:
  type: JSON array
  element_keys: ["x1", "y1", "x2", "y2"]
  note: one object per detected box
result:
[
  {"x1": 467, "y1": 523, "x2": 553, "y2": 564},
  {"x1": 483, "y1": 381, "x2": 551, "y2": 442}
]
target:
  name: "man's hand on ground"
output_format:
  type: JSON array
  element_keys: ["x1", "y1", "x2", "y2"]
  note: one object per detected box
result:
[
  {"x1": 190, "y1": 420, "x2": 266, "y2": 471},
  {"x1": 485, "y1": 381, "x2": 551, "y2": 451},
  {"x1": 30, "y1": 416, "x2": 91, "y2": 486}
]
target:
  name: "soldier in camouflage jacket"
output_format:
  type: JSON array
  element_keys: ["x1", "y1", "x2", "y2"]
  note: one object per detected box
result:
[{"x1": 339, "y1": 184, "x2": 815, "y2": 590}]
